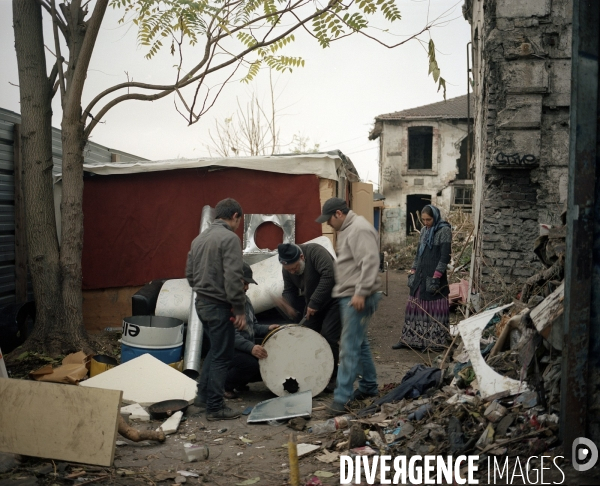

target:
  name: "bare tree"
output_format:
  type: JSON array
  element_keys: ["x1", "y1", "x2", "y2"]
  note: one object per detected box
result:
[{"x1": 12, "y1": 0, "x2": 456, "y2": 355}]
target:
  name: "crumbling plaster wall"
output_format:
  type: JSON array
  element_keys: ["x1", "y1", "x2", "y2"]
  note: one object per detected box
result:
[
  {"x1": 379, "y1": 119, "x2": 469, "y2": 248},
  {"x1": 467, "y1": 0, "x2": 571, "y2": 295}
]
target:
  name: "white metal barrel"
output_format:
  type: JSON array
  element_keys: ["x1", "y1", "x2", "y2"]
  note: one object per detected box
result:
[{"x1": 259, "y1": 325, "x2": 334, "y2": 398}]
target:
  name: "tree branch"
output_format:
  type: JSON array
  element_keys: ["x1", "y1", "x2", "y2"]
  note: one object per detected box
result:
[{"x1": 51, "y1": 0, "x2": 66, "y2": 102}]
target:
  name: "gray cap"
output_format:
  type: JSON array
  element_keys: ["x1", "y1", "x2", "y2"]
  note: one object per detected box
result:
[{"x1": 315, "y1": 197, "x2": 348, "y2": 223}]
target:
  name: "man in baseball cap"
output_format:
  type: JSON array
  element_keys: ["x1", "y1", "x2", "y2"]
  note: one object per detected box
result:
[{"x1": 315, "y1": 197, "x2": 349, "y2": 224}]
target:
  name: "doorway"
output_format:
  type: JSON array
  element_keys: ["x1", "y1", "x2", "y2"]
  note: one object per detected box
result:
[{"x1": 406, "y1": 194, "x2": 431, "y2": 235}]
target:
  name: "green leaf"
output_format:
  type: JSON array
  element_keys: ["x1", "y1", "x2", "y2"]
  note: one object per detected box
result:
[
  {"x1": 17, "y1": 351, "x2": 29, "y2": 360},
  {"x1": 314, "y1": 471, "x2": 336, "y2": 478}
]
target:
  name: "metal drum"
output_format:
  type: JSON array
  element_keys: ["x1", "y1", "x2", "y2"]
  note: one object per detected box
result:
[{"x1": 259, "y1": 325, "x2": 334, "y2": 397}]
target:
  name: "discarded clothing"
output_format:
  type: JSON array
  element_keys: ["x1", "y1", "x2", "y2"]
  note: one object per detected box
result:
[{"x1": 358, "y1": 364, "x2": 441, "y2": 416}]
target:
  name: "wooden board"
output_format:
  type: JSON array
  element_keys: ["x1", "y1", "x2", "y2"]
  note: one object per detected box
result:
[
  {"x1": 0, "y1": 378, "x2": 122, "y2": 466},
  {"x1": 83, "y1": 285, "x2": 142, "y2": 332},
  {"x1": 350, "y1": 181, "x2": 374, "y2": 225},
  {"x1": 319, "y1": 178, "x2": 336, "y2": 246}
]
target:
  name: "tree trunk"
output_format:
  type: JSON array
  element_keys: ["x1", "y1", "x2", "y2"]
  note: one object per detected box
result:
[
  {"x1": 12, "y1": 0, "x2": 91, "y2": 355},
  {"x1": 59, "y1": 110, "x2": 88, "y2": 349}
]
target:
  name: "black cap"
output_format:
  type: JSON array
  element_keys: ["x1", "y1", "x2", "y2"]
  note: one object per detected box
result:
[
  {"x1": 242, "y1": 262, "x2": 257, "y2": 285},
  {"x1": 278, "y1": 243, "x2": 301, "y2": 265},
  {"x1": 316, "y1": 197, "x2": 348, "y2": 223}
]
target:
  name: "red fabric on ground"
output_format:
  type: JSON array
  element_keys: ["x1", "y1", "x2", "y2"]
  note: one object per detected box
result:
[{"x1": 82, "y1": 168, "x2": 323, "y2": 289}]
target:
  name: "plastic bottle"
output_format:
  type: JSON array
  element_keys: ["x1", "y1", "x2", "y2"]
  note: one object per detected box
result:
[{"x1": 309, "y1": 415, "x2": 352, "y2": 434}]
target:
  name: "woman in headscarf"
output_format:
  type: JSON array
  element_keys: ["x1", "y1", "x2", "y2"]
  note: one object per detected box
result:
[{"x1": 392, "y1": 204, "x2": 452, "y2": 351}]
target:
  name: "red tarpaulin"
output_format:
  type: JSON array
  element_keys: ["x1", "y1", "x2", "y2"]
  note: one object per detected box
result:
[{"x1": 82, "y1": 168, "x2": 324, "y2": 289}]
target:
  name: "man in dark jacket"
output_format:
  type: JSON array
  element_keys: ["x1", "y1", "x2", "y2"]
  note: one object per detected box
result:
[
  {"x1": 277, "y1": 243, "x2": 341, "y2": 384},
  {"x1": 224, "y1": 263, "x2": 279, "y2": 398},
  {"x1": 186, "y1": 198, "x2": 246, "y2": 421}
]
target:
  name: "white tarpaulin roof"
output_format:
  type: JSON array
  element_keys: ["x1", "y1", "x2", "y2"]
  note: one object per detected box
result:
[{"x1": 61, "y1": 152, "x2": 345, "y2": 181}]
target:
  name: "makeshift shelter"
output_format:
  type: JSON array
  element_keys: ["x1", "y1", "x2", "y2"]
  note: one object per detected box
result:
[{"x1": 64, "y1": 152, "x2": 361, "y2": 331}]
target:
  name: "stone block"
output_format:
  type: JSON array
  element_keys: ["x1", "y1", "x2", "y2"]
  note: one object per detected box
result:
[
  {"x1": 503, "y1": 259, "x2": 516, "y2": 267},
  {"x1": 497, "y1": 95, "x2": 542, "y2": 129},
  {"x1": 544, "y1": 61, "x2": 571, "y2": 108},
  {"x1": 487, "y1": 250, "x2": 509, "y2": 259},
  {"x1": 496, "y1": 18, "x2": 515, "y2": 31},
  {"x1": 501, "y1": 61, "x2": 548, "y2": 94},
  {"x1": 514, "y1": 267, "x2": 535, "y2": 277},
  {"x1": 496, "y1": 0, "x2": 551, "y2": 18},
  {"x1": 483, "y1": 242, "x2": 496, "y2": 250}
]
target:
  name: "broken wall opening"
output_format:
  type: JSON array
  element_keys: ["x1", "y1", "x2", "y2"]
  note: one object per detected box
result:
[
  {"x1": 457, "y1": 133, "x2": 473, "y2": 180},
  {"x1": 406, "y1": 194, "x2": 431, "y2": 235}
]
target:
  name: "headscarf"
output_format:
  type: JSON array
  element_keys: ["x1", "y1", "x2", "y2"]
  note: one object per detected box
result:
[{"x1": 417, "y1": 205, "x2": 451, "y2": 257}]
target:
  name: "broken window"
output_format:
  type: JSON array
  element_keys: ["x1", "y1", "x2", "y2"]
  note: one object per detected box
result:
[
  {"x1": 453, "y1": 186, "x2": 473, "y2": 208},
  {"x1": 408, "y1": 126, "x2": 433, "y2": 170}
]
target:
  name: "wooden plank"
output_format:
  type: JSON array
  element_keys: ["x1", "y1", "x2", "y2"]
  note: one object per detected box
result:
[
  {"x1": 318, "y1": 178, "x2": 336, "y2": 246},
  {"x1": 0, "y1": 378, "x2": 122, "y2": 466},
  {"x1": 82, "y1": 286, "x2": 142, "y2": 332},
  {"x1": 13, "y1": 124, "x2": 27, "y2": 303},
  {"x1": 350, "y1": 181, "x2": 374, "y2": 225}
]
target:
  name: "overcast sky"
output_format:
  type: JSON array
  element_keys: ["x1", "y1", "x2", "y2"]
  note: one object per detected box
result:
[{"x1": 0, "y1": 0, "x2": 471, "y2": 186}]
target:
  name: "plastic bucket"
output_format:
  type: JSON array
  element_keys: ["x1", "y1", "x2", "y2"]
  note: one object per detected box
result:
[
  {"x1": 121, "y1": 342, "x2": 183, "y2": 365},
  {"x1": 90, "y1": 354, "x2": 118, "y2": 377},
  {"x1": 121, "y1": 315, "x2": 184, "y2": 347}
]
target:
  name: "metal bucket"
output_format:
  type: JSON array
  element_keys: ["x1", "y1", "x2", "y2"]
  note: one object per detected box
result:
[
  {"x1": 121, "y1": 315, "x2": 184, "y2": 365},
  {"x1": 121, "y1": 315, "x2": 184, "y2": 347}
]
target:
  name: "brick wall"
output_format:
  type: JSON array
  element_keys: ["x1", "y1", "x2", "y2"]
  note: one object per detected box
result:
[{"x1": 467, "y1": 0, "x2": 572, "y2": 296}]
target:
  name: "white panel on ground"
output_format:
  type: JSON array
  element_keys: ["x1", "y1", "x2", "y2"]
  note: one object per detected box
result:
[{"x1": 80, "y1": 354, "x2": 198, "y2": 406}]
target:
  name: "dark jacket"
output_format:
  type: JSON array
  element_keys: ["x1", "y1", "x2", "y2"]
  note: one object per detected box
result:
[
  {"x1": 234, "y1": 297, "x2": 271, "y2": 354},
  {"x1": 282, "y1": 243, "x2": 336, "y2": 312},
  {"x1": 410, "y1": 225, "x2": 452, "y2": 301},
  {"x1": 185, "y1": 219, "x2": 246, "y2": 315}
]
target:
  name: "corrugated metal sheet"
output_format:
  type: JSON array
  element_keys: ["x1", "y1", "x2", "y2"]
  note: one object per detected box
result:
[{"x1": 0, "y1": 107, "x2": 147, "y2": 305}]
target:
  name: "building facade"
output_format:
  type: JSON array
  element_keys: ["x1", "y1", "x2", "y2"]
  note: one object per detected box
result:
[
  {"x1": 465, "y1": 0, "x2": 572, "y2": 295},
  {"x1": 370, "y1": 95, "x2": 472, "y2": 249}
]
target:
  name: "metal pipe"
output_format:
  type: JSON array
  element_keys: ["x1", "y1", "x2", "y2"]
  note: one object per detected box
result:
[
  {"x1": 183, "y1": 205, "x2": 214, "y2": 378},
  {"x1": 183, "y1": 296, "x2": 202, "y2": 379}
]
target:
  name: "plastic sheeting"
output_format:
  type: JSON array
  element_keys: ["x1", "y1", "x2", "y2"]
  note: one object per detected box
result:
[{"x1": 63, "y1": 153, "x2": 342, "y2": 181}]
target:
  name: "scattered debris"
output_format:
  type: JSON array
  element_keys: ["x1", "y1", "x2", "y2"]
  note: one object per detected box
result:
[
  {"x1": 156, "y1": 410, "x2": 183, "y2": 435},
  {"x1": 118, "y1": 415, "x2": 165, "y2": 443},
  {"x1": 247, "y1": 391, "x2": 312, "y2": 423},
  {"x1": 120, "y1": 403, "x2": 150, "y2": 422},
  {"x1": 315, "y1": 450, "x2": 339, "y2": 463},
  {"x1": 296, "y1": 444, "x2": 320, "y2": 457},
  {"x1": 80, "y1": 353, "x2": 197, "y2": 405},
  {"x1": 182, "y1": 443, "x2": 209, "y2": 462},
  {"x1": 0, "y1": 378, "x2": 121, "y2": 466},
  {"x1": 29, "y1": 351, "x2": 90, "y2": 384}
]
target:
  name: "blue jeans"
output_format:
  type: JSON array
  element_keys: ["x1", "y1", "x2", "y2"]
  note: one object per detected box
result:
[
  {"x1": 334, "y1": 292, "x2": 382, "y2": 405},
  {"x1": 196, "y1": 299, "x2": 235, "y2": 412}
]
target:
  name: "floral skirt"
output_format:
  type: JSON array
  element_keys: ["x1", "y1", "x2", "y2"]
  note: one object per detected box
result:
[{"x1": 400, "y1": 291, "x2": 449, "y2": 349}]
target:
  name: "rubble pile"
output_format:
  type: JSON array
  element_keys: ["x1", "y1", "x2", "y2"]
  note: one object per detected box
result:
[{"x1": 307, "y1": 220, "x2": 566, "y2": 471}]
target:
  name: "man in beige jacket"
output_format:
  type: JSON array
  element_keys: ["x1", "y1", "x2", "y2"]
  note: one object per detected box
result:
[{"x1": 316, "y1": 198, "x2": 382, "y2": 416}]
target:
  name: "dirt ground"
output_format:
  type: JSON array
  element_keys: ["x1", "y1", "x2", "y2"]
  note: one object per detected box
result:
[
  {"x1": 1, "y1": 270, "x2": 430, "y2": 486},
  {"x1": 3, "y1": 271, "x2": 597, "y2": 485}
]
